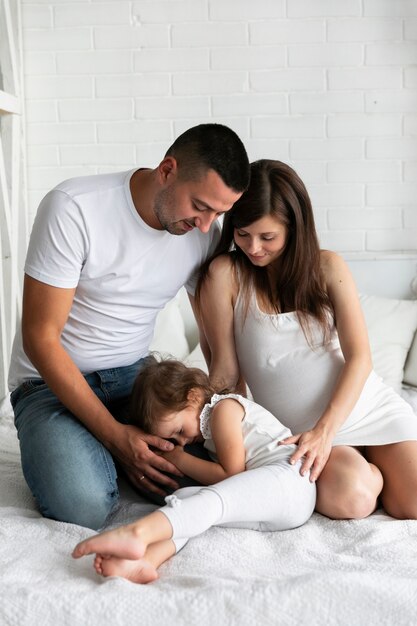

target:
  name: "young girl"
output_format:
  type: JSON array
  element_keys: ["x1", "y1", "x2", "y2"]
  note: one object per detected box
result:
[
  {"x1": 197, "y1": 159, "x2": 417, "y2": 521},
  {"x1": 72, "y1": 356, "x2": 316, "y2": 583}
]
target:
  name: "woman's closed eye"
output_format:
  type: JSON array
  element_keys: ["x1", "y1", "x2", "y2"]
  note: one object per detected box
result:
[{"x1": 236, "y1": 231, "x2": 276, "y2": 241}]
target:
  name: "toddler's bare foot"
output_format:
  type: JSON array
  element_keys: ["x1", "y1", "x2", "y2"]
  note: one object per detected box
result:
[
  {"x1": 94, "y1": 554, "x2": 158, "y2": 584},
  {"x1": 72, "y1": 523, "x2": 146, "y2": 561}
]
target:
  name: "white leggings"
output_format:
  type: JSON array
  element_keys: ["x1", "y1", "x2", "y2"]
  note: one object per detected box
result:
[{"x1": 160, "y1": 461, "x2": 316, "y2": 552}]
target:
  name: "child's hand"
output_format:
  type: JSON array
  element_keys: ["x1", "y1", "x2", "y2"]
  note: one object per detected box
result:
[{"x1": 158, "y1": 445, "x2": 185, "y2": 466}]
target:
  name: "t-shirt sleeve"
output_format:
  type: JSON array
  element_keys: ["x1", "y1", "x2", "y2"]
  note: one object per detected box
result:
[
  {"x1": 24, "y1": 189, "x2": 88, "y2": 288},
  {"x1": 184, "y1": 220, "x2": 221, "y2": 296}
]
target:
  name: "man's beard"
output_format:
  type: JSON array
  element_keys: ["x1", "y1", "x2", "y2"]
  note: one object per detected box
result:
[{"x1": 154, "y1": 187, "x2": 191, "y2": 236}]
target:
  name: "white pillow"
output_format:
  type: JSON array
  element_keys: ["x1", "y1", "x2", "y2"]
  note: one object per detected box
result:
[
  {"x1": 149, "y1": 297, "x2": 190, "y2": 360},
  {"x1": 184, "y1": 343, "x2": 208, "y2": 373},
  {"x1": 177, "y1": 287, "x2": 200, "y2": 351},
  {"x1": 360, "y1": 294, "x2": 417, "y2": 392},
  {"x1": 404, "y1": 333, "x2": 417, "y2": 387}
]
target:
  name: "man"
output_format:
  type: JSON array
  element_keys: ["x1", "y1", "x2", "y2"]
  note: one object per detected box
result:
[{"x1": 9, "y1": 123, "x2": 250, "y2": 529}]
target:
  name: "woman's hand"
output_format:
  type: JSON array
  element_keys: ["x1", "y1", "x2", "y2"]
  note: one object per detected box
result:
[{"x1": 279, "y1": 425, "x2": 333, "y2": 482}]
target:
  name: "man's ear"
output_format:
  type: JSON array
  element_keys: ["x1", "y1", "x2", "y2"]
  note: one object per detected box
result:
[{"x1": 158, "y1": 156, "x2": 178, "y2": 184}]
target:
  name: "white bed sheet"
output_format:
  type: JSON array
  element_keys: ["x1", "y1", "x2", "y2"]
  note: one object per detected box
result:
[{"x1": 1, "y1": 393, "x2": 417, "y2": 626}]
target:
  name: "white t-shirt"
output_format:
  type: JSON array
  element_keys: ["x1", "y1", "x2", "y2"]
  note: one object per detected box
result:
[{"x1": 8, "y1": 169, "x2": 219, "y2": 390}]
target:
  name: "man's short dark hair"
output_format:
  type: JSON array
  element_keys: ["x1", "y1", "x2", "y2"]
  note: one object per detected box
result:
[{"x1": 165, "y1": 123, "x2": 250, "y2": 193}]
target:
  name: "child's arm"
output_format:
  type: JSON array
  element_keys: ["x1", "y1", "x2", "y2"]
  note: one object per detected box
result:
[{"x1": 160, "y1": 398, "x2": 246, "y2": 486}]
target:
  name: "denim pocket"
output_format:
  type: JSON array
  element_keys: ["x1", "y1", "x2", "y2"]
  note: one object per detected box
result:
[{"x1": 10, "y1": 379, "x2": 47, "y2": 408}]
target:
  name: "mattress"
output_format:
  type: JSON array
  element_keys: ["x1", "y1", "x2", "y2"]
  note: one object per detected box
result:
[{"x1": 1, "y1": 391, "x2": 417, "y2": 626}]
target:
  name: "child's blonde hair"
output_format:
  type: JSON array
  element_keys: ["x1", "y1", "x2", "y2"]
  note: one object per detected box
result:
[{"x1": 129, "y1": 356, "x2": 215, "y2": 434}]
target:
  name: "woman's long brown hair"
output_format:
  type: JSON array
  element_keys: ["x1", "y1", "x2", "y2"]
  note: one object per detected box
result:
[{"x1": 197, "y1": 159, "x2": 333, "y2": 343}]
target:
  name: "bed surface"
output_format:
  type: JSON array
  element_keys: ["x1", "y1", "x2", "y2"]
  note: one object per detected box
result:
[
  {"x1": 2, "y1": 256, "x2": 417, "y2": 626},
  {"x1": 1, "y1": 392, "x2": 417, "y2": 626}
]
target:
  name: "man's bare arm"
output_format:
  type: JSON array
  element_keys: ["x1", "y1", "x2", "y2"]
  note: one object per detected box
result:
[{"x1": 21, "y1": 275, "x2": 181, "y2": 495}]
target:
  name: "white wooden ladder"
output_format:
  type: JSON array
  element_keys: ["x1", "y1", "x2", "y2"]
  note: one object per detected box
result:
[{"x1": 0, "y1": 0, "x2": 28, "y2": 400}]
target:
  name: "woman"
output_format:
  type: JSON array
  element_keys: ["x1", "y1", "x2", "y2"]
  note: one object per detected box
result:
[{"x1": 197, "y1": 159, "x2": 417, "y2": 520}]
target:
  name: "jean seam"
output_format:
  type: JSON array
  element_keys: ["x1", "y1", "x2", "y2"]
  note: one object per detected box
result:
[
  {"x1": 101, "y1": 383, "x2": 111, "y2": 403},
  {"x1": 98, "y1": 438, "x2": 118, "y2": 494}
]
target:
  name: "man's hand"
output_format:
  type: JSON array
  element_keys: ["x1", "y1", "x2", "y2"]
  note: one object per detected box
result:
[{"x1": 111, "y1": 425, "x2": 184, "y2": 496}]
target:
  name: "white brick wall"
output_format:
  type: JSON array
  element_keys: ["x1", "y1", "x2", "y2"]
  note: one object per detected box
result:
[{"x1": 22, "y1": 0, "x2": 417, "y2": 255}]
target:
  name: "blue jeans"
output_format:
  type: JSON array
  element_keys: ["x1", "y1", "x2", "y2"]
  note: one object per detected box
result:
[{"x1": 11, "y1": 359, "x2": 146, "y2": 530}]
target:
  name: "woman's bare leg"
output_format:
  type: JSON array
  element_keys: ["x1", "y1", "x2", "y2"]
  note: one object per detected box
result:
[
  {"x1": 316, "y1": 445, "x2": 383, "y2": 519},
  {"x1": 366, "y1": 441, "x2": 417, "y2": 519}
]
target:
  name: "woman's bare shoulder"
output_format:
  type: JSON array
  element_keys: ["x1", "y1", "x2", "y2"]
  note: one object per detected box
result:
[
  {"x1": 202, "y1": 253, "x2": 239, "y2": 303},
  {"x1": 320, "y1": 249, "x2": 348, "y2": 277},
  {"x1": 320, "y1": 250, "x2": 356, "y2": 294},
  {"x1": 208, "y1": 253, "x2": 235, "y2": 277}
]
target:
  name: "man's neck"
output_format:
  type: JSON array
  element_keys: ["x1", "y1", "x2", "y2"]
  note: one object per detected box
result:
[{"x1": 130, "y1": 168, "x2": 163, "y2": 230}]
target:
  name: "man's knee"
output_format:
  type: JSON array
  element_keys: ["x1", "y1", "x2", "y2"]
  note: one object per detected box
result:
[
  {"x1": 15, "y1": 395, "x2": 120, "y2": 529},
  {"x1": 39, "y1": 484, "x2": 119, "y2": 529}
]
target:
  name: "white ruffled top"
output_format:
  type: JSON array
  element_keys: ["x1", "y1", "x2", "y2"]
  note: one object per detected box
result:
[{"x1": 198, "y1": 393, "x2": 293, "y2": 470}]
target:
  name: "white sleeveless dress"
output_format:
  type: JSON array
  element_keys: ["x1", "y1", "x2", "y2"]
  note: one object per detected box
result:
[{"x1": 233, "y1": 290, "x2": 417, "y2": 447}]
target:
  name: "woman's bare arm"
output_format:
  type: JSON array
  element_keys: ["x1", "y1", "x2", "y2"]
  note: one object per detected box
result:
[
  {"x1": 199, "y1": 256, "x2": 242, "y2": 391},
  {"x1": 281, "y1": 251, "x2": 373, "y2": 480}
]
